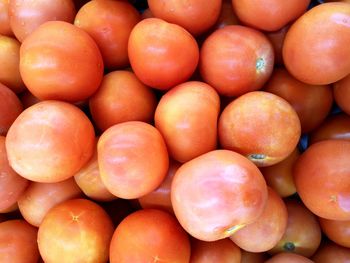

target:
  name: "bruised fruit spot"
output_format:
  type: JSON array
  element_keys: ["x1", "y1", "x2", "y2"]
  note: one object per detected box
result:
[
  {"x1": 225, "y1": 223, "x2": 246, "y2": 236},
  {"x1": 256, "y1": 58, "x2": 265, "y2": 72},
  {"x1": 283, "y1": 242, "x2": 295, "y2": 252}
]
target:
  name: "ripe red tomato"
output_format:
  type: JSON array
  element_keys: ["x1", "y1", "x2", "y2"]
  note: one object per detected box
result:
[
  {"x1": 283, "y1": 3, "x2": 350, "y2": 85},
  {"x1": 312, "y1": 242, "x2": 350, "y2": 263},
  {"x1": 128, "y1": 18, "x2": 199, "y2": 90},
  {"x1": 110, "y1": 209, "x2": 191, "y2": 263},
  {"x1": 6, "y1": 101, "x2": 95, "y2": 183},
  {"x1": 74, "y1": 0, "x2": 140, "y2": 69},
  {"x1": 200, "y1": 25, "x2": 274, "y2": 97},
  {"x1": 333, "y1": 74, "x2": 350, "y2": 115},
  {"x1": 171, "y1": 150, "x2": 268, "y2": 241},
  {"x1": 0, "y1": 0, "x2": 12, "y2": 36},
  {"x1": 266, "y1": 253, "x2": 313, "y2": 263},
  {"x1": 319, "y1": 218, "x2": 350, "y2": 248},
  {"x1": 20, "y1": 21, "x2": 104, "y2": 102},
  {"x1": 38, "y1": 199, "x2": 114, "y2": 263}
]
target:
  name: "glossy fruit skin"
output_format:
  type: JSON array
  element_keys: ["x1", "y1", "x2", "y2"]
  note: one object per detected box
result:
[
  {"x1": 128, "y1": 18, "x2": 199, "y2": 90},
  {"x1": 319, "y1": 218, "x2": 350, "y2": 248},
  {"x1": 171, "y1": 150, "x2": 268, "y2": 241},
  {"x1": 230, "y1": 187, "x2": 288, "y2": 252},
  {"x1": 38, "y1": 199, "x2": 114, "y2": 263},
  {"x1": 264, "y1": 68, "x2": 333, "y2": 133},
  {"x1": 190, "y1": 238, "x2": 241, "y2": 263},
  {"x1": 17, "y1": 178, "x2": 82, "y2": 227},
  {"x1": 20, "y1": 21, "x2": 103, "y2": 102},
  {"x1": 232, "y1": 0, "x2": 310, "y2": 31},
  {"x1": 6, "y1": 101, "x2": 95, "y2": 183},
  {"x1": 294, "y1": 140, "x2": 350, "y2": 220},
  {"x1": 9, "y1": 0, "x2": 75, "y2": 42},
  {"x1": 265, "y1": 25, "x2": 289, "y2": 66},
  {"x1": 75, "y1": 0, "x2": 140, "y2": 69},
  {"x1": 312, "y1": 242, "x2": 350, "y2": 263},
  {"x1": 0, "y1": 35, "x2": 24, "y2": 93},
  {"x1": 155, "y1": 81, "x2": 220, "y2": 163},
  {"x1": 0, "y1": 83, "x2": 23, "y2": 135},
  {"x1": 148, "y1": 0, "x2": 221, "y2": 36},
  {"x1": 0, "y1": 136, "x2": 28, "y2": 212},
  {"x1": 283, "y1": 3, "x2": 350, "y2": 85},
  {"x1": 266, "y1": 252, "x2": 313, "y2": 263},
  {"x1": 0, "y1": 0, "x2": 12, "y2": 36},
  {"x1": 269, "y1": 200, "x2": 322, "y2": 258},
  {"x1": 109, "y1": 209, "x2": 191, "y2": 263},
  {"x1": 89, "y1": 70, "x2": 157, "y2": 132},
  {"x1": 333, "y1": 74, "x2": 350, "y2": 115},
  {"x1": 219, "y1": 91, "x2": 301, "y2": 167},
  {"x1": 0, "y1": 220, "x2": 39, "y2": 263},
  {"x1": 98, "y1": 121, "x2": 169, "y2": 199},
  {"x1": 200, "y1": 25, "x2": 274, "y2": 97}
]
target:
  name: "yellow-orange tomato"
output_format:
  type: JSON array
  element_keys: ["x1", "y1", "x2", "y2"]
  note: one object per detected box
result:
[
  {"x1": 0, "y1": 220, "x2": 39, "y2": 263},
  {"x1": 0, "y1": 0, "x2": 12, "y2": 36},
  {"x1": 110, "y1": 209, "x2": 191, "y2": 263},
  {"x1": 89, "y1": 70, "x2": 157, "y2": 132},
  {"x1": 128, "y1": 18, "x2": 199, "y2": 90},
  {"x1": 17, "y1": 178, "x2": 82, "y2": 227},
  {"x1": 0, "y1": 35, "x2": 24, "y2": 93},
  {"x1": 200, "y1": 25, "x2": 274, "y2": 97},
  {"x1": 171, "y1": 150, "x2": 268, "y2": 241},
  {"x1": 283, "y1": 3, "x2": 350, "y2": 85},
  {"x1": 334, "y1": 74, "x2": 350, "y2": 115},
  {"x1": 312, "y1": 242, "x2": 350, "y2": 263},
  {"x1": 75, "y1": 0, "x2": 140, "y2": 69},
  {"x1": 266, "y1": 252, "x2": 313, "y2": 263},
  {"x1": 20, "y1": 21, "x2": 103, "y2": 102},
  {"x1": 6, "y1": 101, "x2": 95, "y2": 183},
  {"x1": 98, "y1": 121, "x2": 169, "y2": 199},
  {"x1": 9, "y1": 0, "x2": 76, "y2": 42},
  {"x1": 190, "y1": 238, "x2": 241, "y2": 263},
  {"x1": 155, "y1": 81, "x2": 220, "y2": 163},
  {"x1": 38, "y1": 199, "x2": 114, "y2": 263},
  {"x1": 319, "y1": 218, "x2": 350, "y2": 248},
  {"x1": 219, "y1": 91, "x2": 301, "y2": 167}
]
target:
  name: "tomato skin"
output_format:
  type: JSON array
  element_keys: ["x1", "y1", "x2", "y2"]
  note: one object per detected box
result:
[
  {"x1": 283, "y1": 3, "x2": 350, "y2": 85},
  {"x1": 110, "y1": 209, "x2": 191, "y2": 263},
  {"x1": 294, "y1": 140, "x2": 350, "y2": 220},
  {"x1": 200, "y1": 25, "x2": 274, "y2": 97},
  {"x1": 98, "y1": 121, "x2": 169, "y2": 199},
  {"x1": 155, "y1": 81, "x2": 220, "y2": 163},
  {"x1": 6, "y1": 101, "x2": 95, "y2": 183},
  {"x1": 9, "y1": 0, "x2": 75, "y2": 42},
  {"x1": 0, "y1": 220, "x2": 39, "y2": 263},
  {"x1": 128, "y1": 18, "x2": 199, "y2": 90},
  {"x1": 319, "y1": 218, "x2": 350, "y2": 248},
  {"x1": 0, "y1": 0, "x2": 12, "y2": 36},
  {"x1": 171, "y1": 150, "x2": 268, "y2": 242},
  {"x1": 266, "y1": 252, "x2": 313, "y2": 263},
  {"x1": 148, "y1": 0, "x2": 221, "y2": 36},
  {"x1": 75, "y1": 0, "x2": 140, "y2": 69},
  {"x1": 312, "y1": 242, "x2": 350, "y2": 262},
  {"x1": 20, "y1": 21, "x2": 103, "y2": 102},
  {"x1": 333, "y1": 74, "x2": 350, "y2": 115}
]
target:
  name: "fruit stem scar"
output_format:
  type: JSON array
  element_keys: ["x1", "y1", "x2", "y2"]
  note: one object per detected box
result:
[
  {"x1": 256, "y1": 58, "x2": 265, "y2": 71},
  {"x1": 283, "y1": 242, "x2": 295, "y2": 252},
  {"x1": 248, "y1": 154, "x2": 266, "y2": 160}
]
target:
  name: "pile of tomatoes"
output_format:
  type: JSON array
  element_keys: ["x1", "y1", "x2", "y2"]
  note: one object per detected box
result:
[{"x1": 1, "y1": 0, "x2": 350, "y2": 262}]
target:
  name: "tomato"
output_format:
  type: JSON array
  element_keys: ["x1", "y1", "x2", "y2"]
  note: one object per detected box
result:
[
  {"x1": 219, "y1": 91, "x2": 301, "y2": 167},
  {"x1": 0, "y1": 136, "x2": 28, "y2": 212},
  {"x1": 9, "y1": 0, "x2": 75, "y2": 42},
  {"x1": 312, "y1": 242, "x2": 350, "y2": 262},
  {"x1": 155, "y1": 81, "x2": 220, "y2": 163},
  {"x1": 0, "y1": 0, "x2": 12, "y2": 36},
  {"x1": 294, "y1": 140, "x2": 350, "y2": 220},
  {"x1": 241, "y1": 250, "x2": 268, "y2": 263},
  {"x1": 171, "y1": 150, "x2": 268, "y2": 241},
  {"x1": 200, "y1": 25, "x2": 274, "y2": 97},
  {"x1": 230, "y1": 187, "x2": 288, "y2": 252},
  {"x1": 128, "y1": 18, "x2": 199, "y2": 90},
  {"x1": 6, "y1": 101, "x2": 95, "y2": 183},
  {"x1": 264, "y1": 68, "x2": 333, "y2": 133},
  {"x1": 310, "y1": 113, "x2": 350, "y2": 144},
  {"x1": 148, "y1": 0, "x2": 221, "y2": 36},
  {"x1": 89, "y1": 70, "x2": 157, "y2": 132},
  {"x1": 138, "y1": 159, "x2": 180, "y2": 214},
  {"x1": 110, "y1": 209, "x2": 191, "y2": 263},
  {"x1": 0, "y1": 83, "x2": 22, "y2": 135},
  {"x1": 260, "y1": 148, "x2": 299, "y2": 198},
  {"x1": 190, "y1": 238, "x2": 241, "y2": 263},
  {"x1": 269, "y1": 200, "x2": 322, "y2": 257},
  {"x1": 20, "y1": 21, "x2": 103, "y2": 102},
  {"x1": 333, "y1": 74, "x2": 350, "y2": 115},
  {"x1": 74, "y1": 0, "x2": 140, "y2": 69},
  {"x1": 17, "y1": 178, "x2": 82, "y2": 227},
  {"x1": 265, "y1": 25, "x2": 290, "y2": 66},
  {"x1": 319, "y1": 218, "x2": 350, "y2": 248},
  {"x1": 214, "y1": 0, "x2": 239, "y2": 29},
  {"x1": 232, "y1": 0, "x2": 310, "y2": 31},
  {"x1": 266, "y1": 252, "x2": 313, "y2": 263},
  {"x1": 0, "y1": 220, "x2": 39, "y2": 263},
  {"x1": 0, "y1": 35, "x2": 24, "y2": 93},
  {"x1": 98, "y1": 121, "x2": 169, "y2": 199},
  {"x1": 283, "y1": 3, "x2": 350, "y2": 85}
]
